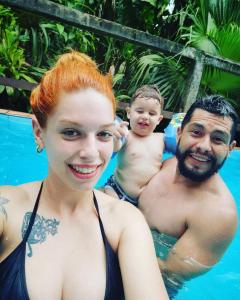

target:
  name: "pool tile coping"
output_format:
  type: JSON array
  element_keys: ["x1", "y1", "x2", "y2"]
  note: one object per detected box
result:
[{"x1": 0, "y1": 108, "x2": 33, "y2": 118}]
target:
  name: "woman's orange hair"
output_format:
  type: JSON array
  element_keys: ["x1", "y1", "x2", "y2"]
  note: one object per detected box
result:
[{"x1": 30, "y1": 51, "x2": 116, "y2": 127}]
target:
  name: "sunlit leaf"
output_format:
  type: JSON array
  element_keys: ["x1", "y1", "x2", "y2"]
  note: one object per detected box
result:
[
  {"x1": 0, "y1": 85, "x2": 5, "y2": 93},
  {"x1": 6, "y1": 86, "x2": 14, "y2": 96}
]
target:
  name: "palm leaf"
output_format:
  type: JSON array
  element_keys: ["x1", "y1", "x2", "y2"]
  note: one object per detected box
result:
[
  {"x1": 202, "y1": 23, "x2": 240, "y2": 93},
  {"x1": 128, "y1": 53, "x2": 188, "y2": 111}
]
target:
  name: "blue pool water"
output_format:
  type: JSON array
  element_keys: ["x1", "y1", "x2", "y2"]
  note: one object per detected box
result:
[{"x1": 0, "y1": 113, "x2": 240, "y2": 299}]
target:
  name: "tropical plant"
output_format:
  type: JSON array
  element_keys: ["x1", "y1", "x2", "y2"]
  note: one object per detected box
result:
[
  {"x1": 127, "y1": 52, "x2": 189, "y2": 111},
  {"x1": 0, "y1": 5, "x2": 36, "y2": 99},
  {"x1": 1, "y1": 0, "x2": 240, "y2": 116},
  {"x1": 180, "y1": 0, "x2": 240, "y2": 112},
  {"x1": 128, "y1": 0, "x2": 240, "y2": 114},
  {"x1": 0, "y1": 2, "x2": 98, "y2": 111}
]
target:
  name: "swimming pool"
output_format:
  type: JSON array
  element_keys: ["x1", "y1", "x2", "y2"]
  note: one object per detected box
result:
[{"x1": 1, "y1": 113, "x2": 239, "y2": 299}]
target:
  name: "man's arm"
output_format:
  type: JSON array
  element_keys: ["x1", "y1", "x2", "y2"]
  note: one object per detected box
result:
[{"x1": 157, "y1": 205, "x2": 238, "y2": 281}]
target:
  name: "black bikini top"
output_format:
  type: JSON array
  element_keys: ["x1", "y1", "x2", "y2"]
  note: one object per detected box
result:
[{"x1": 0, "y1": 183, "x2": 124, "y2": 300}]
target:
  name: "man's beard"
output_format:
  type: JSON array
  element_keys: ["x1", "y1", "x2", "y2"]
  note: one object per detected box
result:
[{"x1": 175, "y1": 143, "x2": 227, "y2": 182}]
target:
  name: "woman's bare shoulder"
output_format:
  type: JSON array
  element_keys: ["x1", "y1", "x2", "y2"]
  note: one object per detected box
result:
[
  {"x1": 94, "y1": 189, "x2": 146, "y2": 225},
  {"x1": 0, "y1": 181, "x2": 42, "y2": 206},
  {"x1": 94, "y1": 189, "x2": 150, "y2": 251},
  {"x1": 0, "y1": 181, "x2": 42, "y2": 239}
]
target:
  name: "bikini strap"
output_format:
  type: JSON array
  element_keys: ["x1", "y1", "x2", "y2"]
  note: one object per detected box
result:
[
  {"x1": 23, "y1": 182, "x2": 43, "y2": 242},
  {"x1": 93, "y1": 192, "x2": 107, "y2": 245}
]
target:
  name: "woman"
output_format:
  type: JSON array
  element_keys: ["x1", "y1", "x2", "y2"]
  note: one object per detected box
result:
[{"x1": 0, "y1": 51, "x2": 169, "y2": 300}]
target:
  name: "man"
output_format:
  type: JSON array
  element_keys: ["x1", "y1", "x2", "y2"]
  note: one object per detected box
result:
[{"x1": 139, "y1": 95, "x2": 238, "y2": 298}]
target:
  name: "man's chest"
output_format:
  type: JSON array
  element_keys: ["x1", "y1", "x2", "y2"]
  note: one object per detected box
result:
[{"x1": 140, "y1": 185, "x2": 195, "y2": 237}]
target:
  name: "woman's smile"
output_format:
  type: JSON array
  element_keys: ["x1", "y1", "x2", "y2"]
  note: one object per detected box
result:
[{"x1": 68, "y1": 163, "x2": 101, "y2": 179}]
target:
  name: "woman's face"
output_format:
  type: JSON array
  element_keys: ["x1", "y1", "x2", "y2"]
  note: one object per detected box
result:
[{"x1": 34, "y1": 88, "x2": 115, "y2": 191}]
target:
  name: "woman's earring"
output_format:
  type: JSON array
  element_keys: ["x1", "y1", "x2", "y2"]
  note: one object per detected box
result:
[{"x1": 36, "y1": 144, "x2": 43, "y2": 153}]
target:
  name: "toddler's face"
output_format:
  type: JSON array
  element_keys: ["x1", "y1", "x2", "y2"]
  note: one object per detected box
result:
[{"x1": 127, "y1": 97, "x2": 163, "y2": 136}]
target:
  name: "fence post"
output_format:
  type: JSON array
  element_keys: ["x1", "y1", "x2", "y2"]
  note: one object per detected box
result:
[{"x1": 182, "y1": 53, "x2": 205, "y2": 112}]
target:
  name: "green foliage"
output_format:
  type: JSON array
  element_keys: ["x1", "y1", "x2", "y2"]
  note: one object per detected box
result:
[
  {"x1": 180, "y1": 0, "x2": 240, "y2": 113},
  {"x1": 27, "y1": 22, "x2": 97, "y2": 68},
  {"x1": 0, "y1": 0, "x2": 239, "y2": 117},
  {"x1": 0, "y1": 1, "x2": 186, "y2": 113},
  {"x1": 208, "y1": 0, "x2": 240, "y2": 26},
  {"x1": 0, "y1": 5, "x2": 36, "y2": 102},
  {"x1": 0, "y1": 2, "x2": 98, "y2": 111},
  {"x1": 128, "y1": 53, "x2": 188, "y2": 111}
]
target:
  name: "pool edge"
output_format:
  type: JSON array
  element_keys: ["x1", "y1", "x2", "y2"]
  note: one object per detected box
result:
[
  {"x1": 1, "y1": 108, "x2": 240, "y2": 151},
  {"x1": 0, "y1": 108, "x2": 33, "y2": 119}
]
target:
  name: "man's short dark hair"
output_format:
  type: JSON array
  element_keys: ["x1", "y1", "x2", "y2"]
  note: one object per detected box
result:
[{"x1": 181, "y1": 95, "x2": 239, "y2": 142}]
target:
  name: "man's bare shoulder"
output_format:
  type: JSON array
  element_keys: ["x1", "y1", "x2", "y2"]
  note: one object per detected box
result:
[
  {"x1": 208, "y1": 186, "x2": 237, "y2": 226},
  {"x1": 201, "y1": 172, "x2": 236, "y2": 206},
  {"x1": 139, "y1": 157, "x2": 176, "y2": 191},
  {"x1": 156, "y1": 157, "x2": 177, "y2": 174},
  {"x1": 162, "y1": 156, "x2": 176, "y2": 166},
  {"x1": 189, "y1": 178, "x2": 238, "y2": 240}
]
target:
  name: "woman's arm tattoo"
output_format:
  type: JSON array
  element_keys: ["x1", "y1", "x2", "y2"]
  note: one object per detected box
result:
[{"x1": 0, "y1": 196, "x2": 9, "y2": 219}]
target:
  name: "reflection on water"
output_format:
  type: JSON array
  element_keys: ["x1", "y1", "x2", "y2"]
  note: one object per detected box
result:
[
  {"x1": 151, "y1": 229, "x2": 182, "y2": 298},
  {"x1": 151, "y1": 229, "x2": 211, "y2": 299},
  {"x1": 151, "y1": 229, "x2": 177, "y2": 260}
]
